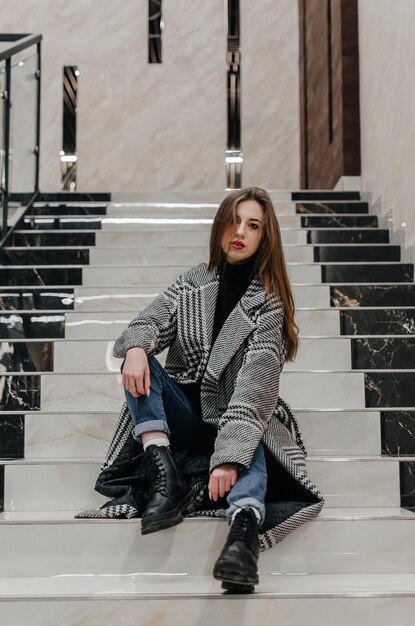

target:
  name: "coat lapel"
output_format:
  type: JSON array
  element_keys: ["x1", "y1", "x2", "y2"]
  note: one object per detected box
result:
[{"x1": 200, "y1": 265, "x2": 267, "y2": 382}]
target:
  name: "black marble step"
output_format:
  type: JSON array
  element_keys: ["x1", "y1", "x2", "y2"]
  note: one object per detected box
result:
[
  {"x1": 292, "y1": 191, "x2": 360, "y2": 200},
  {"x1": 400, "y1": 462, "x2": 415, "y2": 508},
  {"x1": 365, "y1": 372, "x2": 415, "y2": 407},
  {"x1": 382, "y1": 412, "x2": 415, "y2": 455},
  {"x1": 22, "y1": 217, "x2": 102, "y2": 230},
  {"x1": 352, "y1": 338, "x2": 415, "y2": 369},
  {"x1": 0, "y1": 288, "x2": 74, "y2": 310},
  {"x1": 31, "y1": 204, "x2": 107, "y2": 216},
  {"x1": 331, "y1": 284, "x2": 415, "y2": 307},
  {"x1": 0, "y1": 415, "x2": 24, "y2": 459},
  {"x1": 314, "y1": 245, "x2": 400, "y2": 262},
  {"x1": 0, "y1": 341, "x2": 54, "y2": 371},
  {"x1": 0, "y1": 375, "x2": 40, "y2": 411},
  {"x1": 296, "y1": 202, "x2": 369, "y2": 214},
  {"x1": 307, "y1": 229, "x2": 389, "y2": 244},
  {"x1": 0, "y1": 315, "x2": 64, "y2": 340},
  {"x1": 301, "y1": 215, "x2": 378, "y2": 228},
  {"x1": 11, "y1": 231, "x2": 96, "y2": 247},
  {"x1": 322, "y1": 264, "x2": 413, "y2": 284},
  {"x1": 0, "y1": 268, "x2": 82, "y2": 286},
  {"x1": 341, "y1": 308, "x2": 415, "y2": 335},
  {"x1": 0, "y1": 249, "x2": 90, "y2": 266}
]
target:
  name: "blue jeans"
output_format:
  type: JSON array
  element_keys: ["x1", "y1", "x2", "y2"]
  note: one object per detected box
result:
[{"x1": 122, "y1": 355, "x2": 267, "y2": 526}]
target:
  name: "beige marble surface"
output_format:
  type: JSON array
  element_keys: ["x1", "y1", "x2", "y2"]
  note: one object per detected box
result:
[
  {"x1": 359, "y1": 0, "x2": 415, "y2": 246},
  {"x1": 241, "y1": 0, "x2": 300, "y2": 189}
]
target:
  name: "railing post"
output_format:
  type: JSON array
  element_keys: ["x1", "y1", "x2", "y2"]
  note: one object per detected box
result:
[{"x1": 1, "y1": 57, "x2": 11, "y2": 237}]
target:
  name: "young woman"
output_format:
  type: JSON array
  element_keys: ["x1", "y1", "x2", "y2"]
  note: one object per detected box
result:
[{"x1": 77, "y1": 186, "x2": 324, "y2": 593}]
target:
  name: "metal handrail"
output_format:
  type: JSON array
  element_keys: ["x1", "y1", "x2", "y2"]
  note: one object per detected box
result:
[{"x1": 0, "y1": 33, "x2": 42, "y2": 247}]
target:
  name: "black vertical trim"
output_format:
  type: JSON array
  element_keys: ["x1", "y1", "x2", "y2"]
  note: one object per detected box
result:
[{"x1": 149, "y1": 1, "x2": 162, "y2": 63}]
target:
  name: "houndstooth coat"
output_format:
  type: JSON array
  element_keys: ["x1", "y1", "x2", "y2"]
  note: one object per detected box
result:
[{"x1": 77, "y1": 262, "x2": 324, "y2": 551}]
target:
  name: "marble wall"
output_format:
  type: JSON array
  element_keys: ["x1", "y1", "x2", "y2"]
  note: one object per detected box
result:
[
  {"x1": 240, "y1": 0, "x2": 300, "y2": 189},
  {"x1": 1, "y1": 0, "x2": 301, "y2": 192},
  {"x1": 358, "y1": 1, "x2": 415, "y2": 246}
]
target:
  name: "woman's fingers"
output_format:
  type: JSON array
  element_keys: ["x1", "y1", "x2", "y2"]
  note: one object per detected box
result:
[{"x1": 144, "y1": 366, "x2": 151, "y2": 396}]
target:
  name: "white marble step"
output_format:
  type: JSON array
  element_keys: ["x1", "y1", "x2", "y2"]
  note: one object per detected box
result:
[
  {"x1": 23, "y1": 409, "x2": 381, "y2": 460},
  {"x1": 96, "y1": 222, "x2": 307, "y2": 247},
  {"x1": 72, "y1": 283, "x2": 331, "y2": 310},
  {"x1": 2, "y1": 456, "x2": 399, "y2": 511},
  {"x1": 53, "y1": 336, "x2": 350, "y2": 372},
  {"x1": 0, "y1": 576, "x2": 414, "y2": 626},
  {"x1": 64, "y1": 308, "x2": 339, "y2": 339},
  {"x1": 89, "y1": 244, "x2": 314, "y2": 264},
  {"x1": 82, "y1": 264, "x2": 322, "y2": 287},
  {"x1": 0, "y1": 509, "x2": 413, "y2": 577},
  {"x1": 104, "y1": 206, "x2": 301, "y2": 227},
  {"x1": 35, "y1": 371, "x2": 365, "y2": 412}
]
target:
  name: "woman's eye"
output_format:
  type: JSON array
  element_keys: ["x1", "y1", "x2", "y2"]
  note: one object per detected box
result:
[{"x1": 250, "y1": 224, "x2": 258, "y2": 229}]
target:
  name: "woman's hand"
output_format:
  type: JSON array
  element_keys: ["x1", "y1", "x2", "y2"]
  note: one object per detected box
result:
[
  {"x1": 121, "y1": 347, "x2": 150, "y2": 397},
  {"x1": 208, "y1": 463, "x2": 239, "y2": 501}
]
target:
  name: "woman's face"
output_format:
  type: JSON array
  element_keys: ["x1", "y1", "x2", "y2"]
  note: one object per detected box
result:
[{"x1": 221, "y1": 199, "x2": 264, "y2": 264}]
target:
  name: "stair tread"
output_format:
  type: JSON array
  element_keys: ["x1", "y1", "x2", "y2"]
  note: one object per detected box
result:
[
  {"x1": 0, "y1": 573, "x2": 415, "y2": 599},
  {"x1": 0, "y1": 506, "x2": 414, "y2": 524}
]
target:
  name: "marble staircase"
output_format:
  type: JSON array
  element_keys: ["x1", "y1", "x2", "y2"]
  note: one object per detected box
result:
[{"x1": 1, "y1": 191, "x2": 415, "y2": 624}]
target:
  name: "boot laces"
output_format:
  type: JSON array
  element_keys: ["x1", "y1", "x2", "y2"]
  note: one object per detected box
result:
[
  {"x1": 228, "y1": 509, "x2": 258, "y2": 547},
  {"x1": 148, "y1": 451, "x2": 168, "y2": 497}
]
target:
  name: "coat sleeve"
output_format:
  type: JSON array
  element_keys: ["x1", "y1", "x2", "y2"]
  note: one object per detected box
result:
[
  {"x1": 112, "y1": 272, "x2": 184, "y2": 359},
  {"x1": 209, "y1": 297, "x2": 285, "y2": 472}
]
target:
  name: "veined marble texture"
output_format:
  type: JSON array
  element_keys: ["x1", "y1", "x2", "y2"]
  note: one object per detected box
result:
[
  {"x1": 71, "y1": 284, "x2": 331, "y2": 312},
  {"x1": 365, "y1": 373, "x2": 415, "y2": 408},
  {"x1": 25, "y1": 412, "x2": 118, "y2": 460},
  {"x1": 31, "y1": 204, "x2": 107, "y2": 216},
  {"x1": 322, "y1": 264, "x2": 413, "y2": 284},
  {"x1": 341, "y1": 309, "x2": 415, "y2": 335},
  {"x1": 12, "y1": 231, "x2": 96, "y2": 247},
  {"x1": 400, "y1": 462, "x2": 415, "y2": 508},
  {"x1": 2, "y1": 516, "x2": 415, "y2": 577},
  {"x1": 2, "y1": 457, "x2": 400, "y2": 511},
  {"x1": 34, "y1": 371, "x2": 367, "y2": 412},
  {"x1": 0, "y1": 314, "x2": 64, "y2": 340},
  {"x1": 352, "y1": 338, "x2": 415, "y2": 369},
  {"x1": 296, "y1": 202, "x2": 369, "y2": 215},
  {"x1": 0, "y1": 375, "x2": 40, "y2": 411},
  {"x1": 307, "y1": 229, "x2": 389, "y2": 244},
  {"x1": 313, "y1": 245, "x2": 400, "y2": 263},
  {"x1": 0, "y1": 249, "x2": 90, "y2": 266},
  {"x1": 297, "y1": 410, "x2": 381, "y2": 456},
  {"x1": 0, "y1": 415, "x2": 24, "y2": 459},
  {"x1": 4, "y1": 596, "x2": 415, "y2": 626},
  {"x1": 63, "y1": 308, "x2": 339, "y2": 340},
  {"x1": 331, "y1": 284, "x2": 415, "y2": 307},
  {"x1": 301, "y1": 215, "x2": 378, "y2": 229},
  {"x1": 0, "y1": 288, "x2": 74, "y2": 311},
  {"x1": 381, "y1": 411, "x2": 415, "y2": 455},
  {"x1": 0, "y1": 341, "x2": 53, "y2": 372},
  {"x1": 0, "y1": 268, "x2": 82, "y2": 287},
  {"x1": 285, "y1": 338, "x2": 350, "y2": 370},
  {"x1": 82, "y1": 264, "x2": 322, "y2": 288},
  {"x1": 90, "y1": 244, "x2": 314, "y2": 266}
]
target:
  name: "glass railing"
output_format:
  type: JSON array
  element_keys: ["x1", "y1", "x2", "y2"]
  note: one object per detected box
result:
[{"x1": 0, "y1": 34, "x2": 42, "y2": 246}]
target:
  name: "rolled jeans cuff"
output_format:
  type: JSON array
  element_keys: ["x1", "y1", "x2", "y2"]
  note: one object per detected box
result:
[
  {"x1": 132, "y1": 419, "x2": 171, "y2": 441},
  {"x1": 226, "y1": 498, "x2": 266, "y2": 527}
]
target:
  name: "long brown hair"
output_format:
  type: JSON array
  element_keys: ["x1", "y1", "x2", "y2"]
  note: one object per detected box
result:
[{"x1": 207, "y1": 186, "x2": 299, "y2": 361}]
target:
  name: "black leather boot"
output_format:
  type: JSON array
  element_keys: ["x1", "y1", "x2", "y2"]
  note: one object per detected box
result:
[
  {"x1": 141, "y1": 444, "x2": 194, "y2": 535},
  {"x1": 213, "y1": 507, "x2": 260, "y2": 593}
]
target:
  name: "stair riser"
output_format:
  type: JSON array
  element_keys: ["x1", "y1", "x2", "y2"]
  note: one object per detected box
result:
[
  {"x1": 2, "y1": 460, "x2": 400, "y2": 511},
  {"x1": 0, "y1": 518, "x2": 412, "y2": 577},
  {"x1": 21, "y1": 410, "x2": 381, "y2": 461}
]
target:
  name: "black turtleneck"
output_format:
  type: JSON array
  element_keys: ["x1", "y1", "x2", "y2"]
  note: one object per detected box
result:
[{"x1": 176, "y1": 251, "x2": 259, "y2": 412}]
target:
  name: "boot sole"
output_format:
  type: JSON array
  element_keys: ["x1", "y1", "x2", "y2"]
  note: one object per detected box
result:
[
  {"x1": 213, "y1": 567, "x2": 259, "y2": 592},
  {"x1": 141, "y1": 491, "x2": 195, "y2": 535}
]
